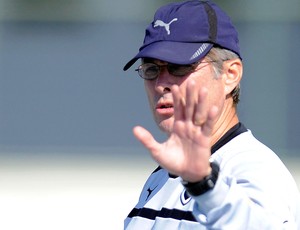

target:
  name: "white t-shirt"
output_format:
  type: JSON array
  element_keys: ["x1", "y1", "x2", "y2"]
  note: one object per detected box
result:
[{"x1": 124, "y1": 123, "x2": 300, "y2": 229}]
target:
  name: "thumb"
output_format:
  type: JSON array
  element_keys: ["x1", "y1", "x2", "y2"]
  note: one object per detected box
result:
[{"x1": 133, "y1": 126, "x2": 160, "y2": 153}]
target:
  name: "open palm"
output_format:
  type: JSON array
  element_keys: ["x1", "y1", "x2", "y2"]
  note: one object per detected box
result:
[{"x1": 133, "y1": 80, "x2": 218, "y2": 182}]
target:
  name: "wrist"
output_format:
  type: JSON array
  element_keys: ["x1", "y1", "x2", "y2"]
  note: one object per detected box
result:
[{"x1": 182, "y1": 161, "x2": 220, "y2": 196}]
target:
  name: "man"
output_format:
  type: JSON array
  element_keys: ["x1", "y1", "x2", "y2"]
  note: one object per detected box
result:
[{"x1": 123, "y1": 0, "x2": 300, "y2": 229}]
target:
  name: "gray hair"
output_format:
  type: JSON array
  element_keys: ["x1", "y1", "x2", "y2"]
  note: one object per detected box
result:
[{"x1": 205, "y1": 47, "x2": 241, "y2": 105}]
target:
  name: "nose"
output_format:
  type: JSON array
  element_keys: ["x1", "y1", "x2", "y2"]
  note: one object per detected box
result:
[{"x1": 154, "y1": 68, "x2": 173, "y2": 93}]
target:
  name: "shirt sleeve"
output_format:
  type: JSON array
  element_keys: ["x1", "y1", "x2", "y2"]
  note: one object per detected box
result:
[{"x1": 190, "y1": 153, "x2": 300, "y2": 230}]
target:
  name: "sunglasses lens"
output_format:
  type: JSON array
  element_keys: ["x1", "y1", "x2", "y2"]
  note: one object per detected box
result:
[
  {"x1": 138, "y1": 63, "x2": 160, "y2": 80},
  {"x1": 168, "y1": 64, "x2": 194, "y2": 76},
  {"x1": 137, "y1": 62, "x2": 196, "y2": 80}
]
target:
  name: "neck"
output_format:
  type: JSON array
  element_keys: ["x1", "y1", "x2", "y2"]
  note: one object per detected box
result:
[{"x1": 211, "y1": 104, "x2": 239, "y2": 147}]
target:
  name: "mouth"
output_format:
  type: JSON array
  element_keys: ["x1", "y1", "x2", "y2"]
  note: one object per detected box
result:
[{"x1": 155, "y1": 102, "x2": 174, "y2": 115}]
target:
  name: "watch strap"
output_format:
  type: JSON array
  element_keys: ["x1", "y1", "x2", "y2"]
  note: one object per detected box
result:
[{"x1": 182, "y1": 162, "x2": 219, "y2": 196}]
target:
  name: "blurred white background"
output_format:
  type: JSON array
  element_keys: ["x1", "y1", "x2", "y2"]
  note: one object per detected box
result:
[{"x1": 0, "y1": 149, "x2": 157, "y2": 230}]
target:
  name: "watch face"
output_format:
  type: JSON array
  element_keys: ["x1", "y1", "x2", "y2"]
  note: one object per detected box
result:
[{"x1": 207, "y1": 178, "x2": 215, "y2": 188}]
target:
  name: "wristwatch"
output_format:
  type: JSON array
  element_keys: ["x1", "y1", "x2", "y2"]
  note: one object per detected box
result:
[{"x1": 182, "y1": 162, "x2": 220, "y2": 196}]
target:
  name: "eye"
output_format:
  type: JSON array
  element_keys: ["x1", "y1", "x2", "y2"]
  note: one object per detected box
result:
[
  {"x1": 145, "y1": 65, "x2": 159, "y2": 74},
  {"x1": 168, "y1": 64, "x2": 194, "y2": 76},
  {"x1": 142, "y1": 64, "x2": 160, "y2": 79}
]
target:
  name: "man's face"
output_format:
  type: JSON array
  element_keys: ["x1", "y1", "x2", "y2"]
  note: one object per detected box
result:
[{"x1": 143, "y1": 59, "x2": 226, "y2": 135}]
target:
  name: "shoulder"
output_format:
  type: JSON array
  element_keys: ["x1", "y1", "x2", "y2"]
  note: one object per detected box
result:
[
  {"x1": 211, "y1": 130, "x2": 293, "y2": 183},
  {"x1": 211, "y1": 130, "x2": 298, "y2": 193},
  {"x1": 213, "y1": 130, "x2": 279, "y2": 165}
]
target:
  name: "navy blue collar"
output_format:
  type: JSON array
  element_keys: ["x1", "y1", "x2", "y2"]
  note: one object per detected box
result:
[{"x1": 211, "y1": 122, "x2": 247, "y2": 154}]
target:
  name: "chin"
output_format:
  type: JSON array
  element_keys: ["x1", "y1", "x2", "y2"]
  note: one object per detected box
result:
[{"x1": 157, "y1": 118, "x2": 174, "y2": 135}]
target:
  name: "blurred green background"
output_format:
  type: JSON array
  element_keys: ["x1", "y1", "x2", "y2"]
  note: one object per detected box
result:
[{"x1": 0, "y1": 0, "x2": 299, "y2": 229}]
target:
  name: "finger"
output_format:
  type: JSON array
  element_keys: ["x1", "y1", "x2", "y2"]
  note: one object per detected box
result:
[
  {"x1": 194, "y1": 87, "x2": 208, "y2": 126},
  {"x1": 172, "y1": 85, "x2": 185, "y2": 121},
  {"x1": 133, "y1": 126, "x2": 161, "y2": 155},
  {"x1": 201, "y1": 105, "x2": 219, "y2": 136},
  {"x1": 185, "y1": 80, "x2": 197, "y2": 121}
]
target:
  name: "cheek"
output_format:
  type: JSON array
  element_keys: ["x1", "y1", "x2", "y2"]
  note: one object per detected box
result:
[
  {"x1": 144, "y1": 81, "x2": 156, "y2": 108},
  {"x1": 193, "y1": 77, "x2": 225, "y2": 105},
  {"x1": 209, "y1": 84, "x2": 226, "y2": 109}
]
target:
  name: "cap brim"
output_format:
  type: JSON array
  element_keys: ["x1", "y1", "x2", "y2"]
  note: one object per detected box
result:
[{"x1": 123, "y1": 42, "x2": 213, "y2": 71}]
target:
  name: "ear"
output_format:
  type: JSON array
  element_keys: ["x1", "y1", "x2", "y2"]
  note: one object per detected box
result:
[{"x1": 222, "y1": 59, "x2": 243, "y2": 95}]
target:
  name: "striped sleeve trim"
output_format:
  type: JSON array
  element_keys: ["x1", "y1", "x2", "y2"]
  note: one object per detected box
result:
[{"x1": 128, "y1": 207, "x2": 196, "y2": 222}]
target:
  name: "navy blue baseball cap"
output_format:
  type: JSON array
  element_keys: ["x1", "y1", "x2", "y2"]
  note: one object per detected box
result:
[{"x1": 123, "y1": 0, "x2": 241, "y2": 71}]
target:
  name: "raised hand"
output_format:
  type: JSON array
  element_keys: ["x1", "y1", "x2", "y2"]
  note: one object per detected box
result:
[{"x1": 133, "y1": 79, "x2": 219, "y2": 182}]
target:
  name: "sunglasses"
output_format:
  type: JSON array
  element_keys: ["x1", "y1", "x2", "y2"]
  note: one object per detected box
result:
[{"x1": 135, "y1": 62, "x2": 199, "y2": 80}]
